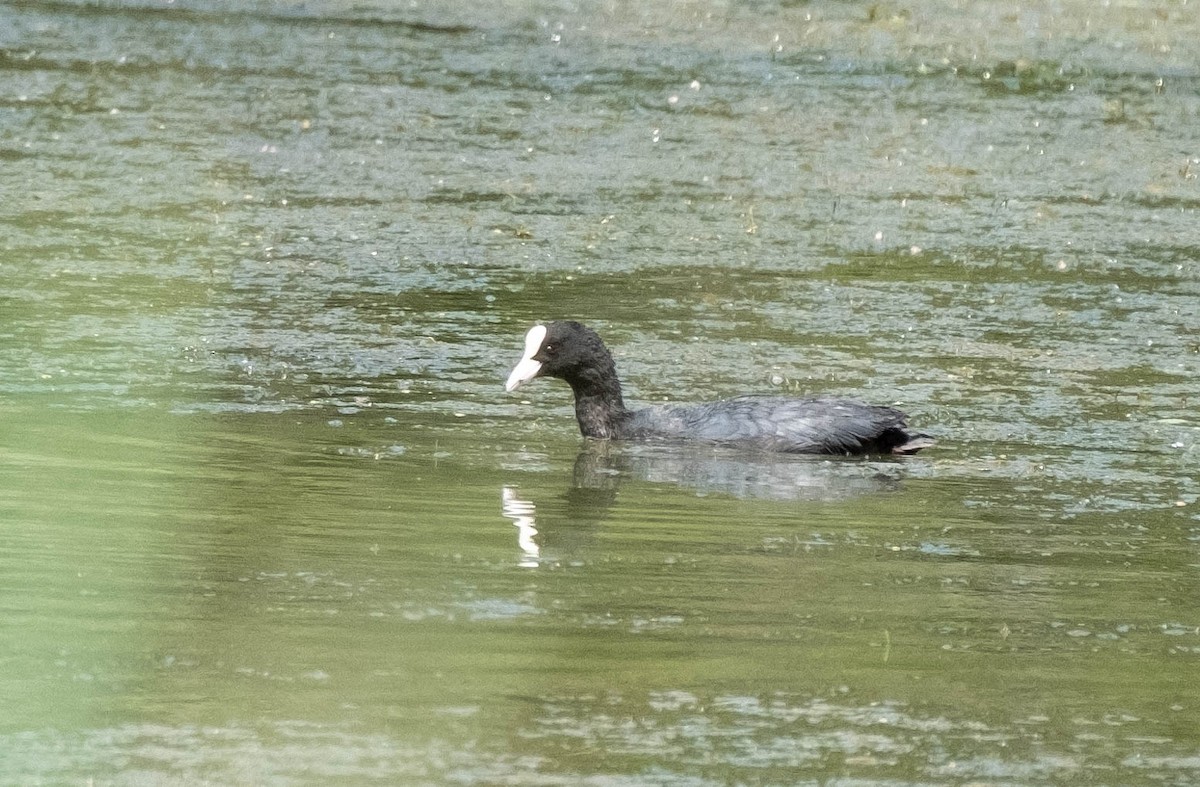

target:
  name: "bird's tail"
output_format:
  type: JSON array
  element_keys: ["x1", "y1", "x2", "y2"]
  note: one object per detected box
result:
[{"x1": 892, "y1": 432, "x2": 936, "y2": 455}]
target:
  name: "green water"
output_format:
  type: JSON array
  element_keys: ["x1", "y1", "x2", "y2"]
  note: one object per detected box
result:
[{"x1": 2, "y1": 0, "x2": 1199, "y2": 783}]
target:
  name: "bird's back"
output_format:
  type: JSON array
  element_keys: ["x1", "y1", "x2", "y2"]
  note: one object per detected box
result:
[{"x1": 623, "y1": 395, "x2": 932, "y2": 455}]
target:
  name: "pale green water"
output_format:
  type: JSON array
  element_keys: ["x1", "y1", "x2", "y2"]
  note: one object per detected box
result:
[{"x1": 2, "y1": 0, "x2": 1199, "y2": 784}]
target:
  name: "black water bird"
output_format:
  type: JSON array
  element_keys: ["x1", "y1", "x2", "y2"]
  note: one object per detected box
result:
[{"x1": 505, "y1": 321, "x2": 935, "y2": 455}]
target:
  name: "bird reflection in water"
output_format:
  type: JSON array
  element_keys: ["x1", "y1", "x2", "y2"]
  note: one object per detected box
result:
[
  {"x1": 500, "y1": 486, "x2": 540, "y2": 568},
  {"x1": 501, "y1": 442, "x2": 912, "y2": 567}
]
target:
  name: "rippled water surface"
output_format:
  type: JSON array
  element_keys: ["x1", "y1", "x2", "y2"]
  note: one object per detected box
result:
[{"x1": 2, "y1": 0, "x2": 1199, "y2": 783}]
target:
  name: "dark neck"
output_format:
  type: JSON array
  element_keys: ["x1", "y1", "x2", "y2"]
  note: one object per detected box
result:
[{"x1": 566, "y1": 366, "x2": 630, "y2": 439}]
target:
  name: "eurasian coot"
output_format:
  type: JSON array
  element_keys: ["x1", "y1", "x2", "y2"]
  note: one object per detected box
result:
[{"x1": 505, "y1": 321, "x2": 935, "y2": 455}]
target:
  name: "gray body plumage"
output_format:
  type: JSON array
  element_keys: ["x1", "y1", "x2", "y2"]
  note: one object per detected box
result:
[{"x1": 623, "y1": 395, "x2": 930, "y2": 455}]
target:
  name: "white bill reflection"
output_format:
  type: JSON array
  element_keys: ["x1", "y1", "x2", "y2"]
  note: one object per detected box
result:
[{"x1": 500, "y1": 486, "x2": 540, "y2": 568}]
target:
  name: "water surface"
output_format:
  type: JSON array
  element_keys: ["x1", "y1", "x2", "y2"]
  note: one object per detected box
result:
[{"x1": 2, "y1": 0, "x2": 1198, "y2": 783}]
